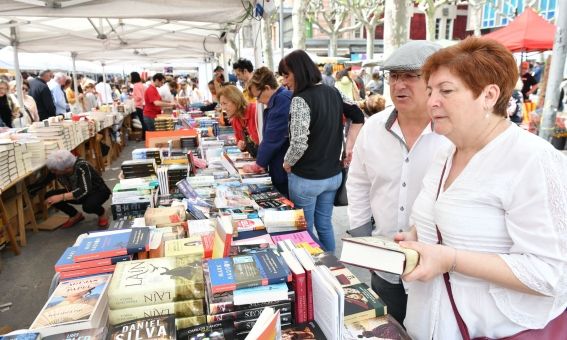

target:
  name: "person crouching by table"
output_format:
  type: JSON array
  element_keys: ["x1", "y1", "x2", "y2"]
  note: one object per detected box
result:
[{"x1": 37, "y1": 150, "x2": 111, "y2": 228}]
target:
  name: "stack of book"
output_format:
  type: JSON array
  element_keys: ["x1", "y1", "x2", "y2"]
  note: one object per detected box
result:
[
  {"x1": 29, "y1": 274, "x2": 112, "y2": 338},
  {"x1": 121, "y1": 159, "x2": 156, "y2": 179},
  {"x1": 156, "y1": 164, "x2": 189, "y2": 195},
  {"x1": 76, "y1": 120, "x2": 91, "y2": 144},
  {"x1": 0, "y1": 141, "x2": 14, "y2": 188},
  {"x1": 155, "y1": 115, "x2": 176, "y2": 131},
  {"x1": 107, "y1": 315, "x2": 177, "y2": 340},
  {"x1": 262, "y1": 209, "x2": 307, "y2": 234},
  {"x1": 19, "y1": 139, "x2": 45, "y2": 168},
  {"x1": 180, "y1": 136, "x2": 198, "y2": 150},
  {"x1": 43, "y1": 141, "x2": 61, "y2": 157},
  {"x1": 27, "y1": 123, "x2": 66, "y2": 150},
  {"x1": 111, "y1": 178, "x2": 157, "y2": 220},
  {"x1": 203, "y1": 248, "x2": 293, "y2": 338},
  {"x1": 13, "y1": 143, "x2": 31, "y2": 179},
  {"x1": 132, "y1": 148, "x2": 162, "y2": 165},
  {"x1": 111, "y1": 182, "x2": 156, "y2": 220},
  {"x1": 107, "y1": 256, "x2": 206, "y2": 330},
  {"x1": 53, "y1": 228, "x2": 149, "y2": 280}
]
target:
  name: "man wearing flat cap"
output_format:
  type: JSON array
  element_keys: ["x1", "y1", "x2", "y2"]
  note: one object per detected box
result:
[{"x1": 346, "y1": 40, "x2": 450, "y2": 325}]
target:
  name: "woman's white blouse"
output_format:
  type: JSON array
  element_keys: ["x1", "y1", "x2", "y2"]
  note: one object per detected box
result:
[{"x1": 405, "y1": 124, "x2": 567, "y2": 340}]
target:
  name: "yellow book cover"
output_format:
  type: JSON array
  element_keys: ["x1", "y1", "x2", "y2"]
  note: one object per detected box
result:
[{"x1": 164, "y1": 236, "x2": 204, "y2": 259}]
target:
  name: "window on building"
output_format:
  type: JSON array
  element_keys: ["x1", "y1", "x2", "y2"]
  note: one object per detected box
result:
[
  {"x1": 540, "y1": 0, "x2": 556, "y2": 20},
  {"x1": 481, "y1": 3, "x2": 496, "y2": 28},
  {"x1": 445, "y1": 18, "x2": 452, "y2": 40},
  {"x1": 435, "y1": 18, "x2": 441, "y2": 40},
  {"x1": 500, "y1": 0, "x2": 524, "y2": 26}
]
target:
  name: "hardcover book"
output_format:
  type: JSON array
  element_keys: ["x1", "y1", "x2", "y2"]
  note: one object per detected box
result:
[
  {"x1": 344, "y1": 315, "x2": 412, "y2": 340},
  {"x1": 42, "y1": 326, "x2": 107, "y2": 340},
  {"x1": 54, "y1": 247, "x2": 131, "y2": 273},
  {"x1": 108, "y1": 256, "x2": 205, "y2": 309},
  {"x1": 0, "y1": 332, "x2": 41, "y2": 340},
  {"x1": 58, "y1": 264, "x2": 116, "y2": 280},
  {"x1": 108, "y1": 299, "x2": 205, "y2": 326},
  {"x1": 29, "y1": 274, "x2": 111, "y2": 337},
  {"x1": 340, "y1": 236, "x2": 419, "y2": 275},
  {"x1": 341, "y1": 282, "x2": 387, "y2": 324},
  {"x1": 263, "y1": 209, "x2": 307, "y2": 233},
  {"x1": 164, "y1": 236, "x2": 212, "y2": 259},
  {"x1": 107, "y1": 315, "x2": 176, "y2": 340},
  {"x1": 144, "y1": 207, "x2": 186, "y2": 227},
  {"x1": 207, "y1": 249, "x2": 291, "y2": 294},
  {"x1": 206, "y1": 302, "x2": 292, "y2": 323},
  {"x1": 281, "y1": 321, "x2": 326, "y2": 339},
  {"x1": 176, "y1": 320, "x2": 234, "y2": 340},
  {"x1": 73, "y1": 228, "x2": 150, "y2": 263}
]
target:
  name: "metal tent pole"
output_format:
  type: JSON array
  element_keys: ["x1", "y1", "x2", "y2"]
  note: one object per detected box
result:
[{"x1": 10, "y1": 24, "x2": 25, "y2": 127}]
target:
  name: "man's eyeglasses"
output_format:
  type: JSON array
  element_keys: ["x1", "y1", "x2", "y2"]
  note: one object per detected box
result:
[{"x1": 384, "y1": 72, "x2": 421, "y2": 83}]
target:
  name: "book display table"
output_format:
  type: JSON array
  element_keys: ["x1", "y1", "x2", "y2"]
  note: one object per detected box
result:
[{"x1": 0, "y1": 112, "x2": 129, "y2": 267}]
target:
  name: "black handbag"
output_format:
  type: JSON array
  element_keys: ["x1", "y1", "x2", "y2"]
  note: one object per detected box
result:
[{"x1": 242, "y1": 126, "x2": 258, "y2": 158}]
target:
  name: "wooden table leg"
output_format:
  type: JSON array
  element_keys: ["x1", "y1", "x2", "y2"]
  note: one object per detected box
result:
[
  {"x1": 21, "y1": 182, "x2": 38, "y2": 233},
  {"x1": 0, "y1": 198, "x2": 20, "y2": 256},
  {"x1": 15, "y1": 188, "x2": 26, "y2": 247}
]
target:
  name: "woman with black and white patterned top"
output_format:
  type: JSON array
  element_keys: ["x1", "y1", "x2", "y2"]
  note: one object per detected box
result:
[{"x1": 278, "y1": 50, "x2": 365, "y2": 252}]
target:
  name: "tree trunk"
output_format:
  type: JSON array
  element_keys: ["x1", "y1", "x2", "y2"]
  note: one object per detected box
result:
[
  {"x1": 539, "y1": 0, "x2": 567, "y2": 141},
  {"x1": 383, "y1": 0, "x2": 412, "y2": 59},
  {"x1": 470, "y1": 3, "x2": 483, "y2": 36},
  {"x1": 292, "y1": 0, "x2": 308, "y2": 49},
  {"x1": 383, "y1": 0, "x2": 412, "y2": 105},
  {"x1": 262, "y1": 14, "x2": 274, "y2": 70},
  {"x1": 328, "y1": 31, "x2": 338, "y2": 57},
  {"x1": 365, "y1": 23, "x2": 377, "y2": 59},
  {"x1": 425, "y1": 10, "x2": 436, "y2": 41}
]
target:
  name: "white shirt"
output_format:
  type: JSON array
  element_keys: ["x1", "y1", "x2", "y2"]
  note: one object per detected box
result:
[
  {"x1": 159, "y1": 84, "x2": 174, "y2": 102},
  {"x1": 95, "y1": 82, "x2": 113, "y2": 104},
  {"x1": 347, "y1": 107, "x2": 450, "y2": 237},
  {"x1": 405, "y1": 124, "x2": 567, "y2": 339}
]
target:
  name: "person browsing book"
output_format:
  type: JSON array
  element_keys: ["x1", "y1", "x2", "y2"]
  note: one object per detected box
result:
[
  {"x1": 346, "y1": 40, "x2": 449, "y2": 326},
  {"x1": 397, "y1": 37, "x2": 567, "y2": 339},
  {"x1": 243, "y1": 66, "x2": 292, "y2": 197},
  {"x1": 279, "y1": 50, "x2": 365, "y2": 252},
  {"x1": 143, "y1": 73, "x2": 176, "y2": 131},
  {"x1": 218, "y1": 85, "x2": 259, "y2": 157},
  {"x1": 30, "y1": 150, "x2": 112, "y2": 229}
]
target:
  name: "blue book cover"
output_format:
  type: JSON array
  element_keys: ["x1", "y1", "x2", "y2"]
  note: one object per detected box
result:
[
  {"x1": 254, "y1": 249, "x2": 291, "y2": 285},
  {"x1": 126, "y1": 227, "x2": 150, "y2": 253},
  {"x1": 208, "y1": 258, "x2": 236, "y2": 293},
  {"x1": 73, "y1": 230, "x2": 131, "y2": 262},
  {"x1": 207, "y1": 250, "x2": 291, "y2": 294}
]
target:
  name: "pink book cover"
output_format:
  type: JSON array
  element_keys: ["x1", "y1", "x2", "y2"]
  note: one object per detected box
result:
[{"x1": 271, "y1": 231, "x2": 319, "y2": 249}]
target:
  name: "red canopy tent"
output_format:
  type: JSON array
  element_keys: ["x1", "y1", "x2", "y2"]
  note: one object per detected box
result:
[{"x1": 483, "y1": 7, "x2": 556, "y2": 52}]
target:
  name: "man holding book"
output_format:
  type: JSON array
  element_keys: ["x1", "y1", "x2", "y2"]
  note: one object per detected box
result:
[{"x1": 345, "y1": 41, "x2": 449, "y2": 325}]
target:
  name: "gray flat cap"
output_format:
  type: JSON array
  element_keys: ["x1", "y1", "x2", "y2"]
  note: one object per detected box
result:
[{"x1": 383, "y1": 40, "x2": 442, "y2": 72}]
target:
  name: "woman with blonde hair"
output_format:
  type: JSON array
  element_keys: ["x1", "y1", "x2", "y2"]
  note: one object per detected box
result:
[
  {"x1": 217, "y1": 85, "x2": 259, "y2": 156},
  {"x1": 0, "y1": 79, "x2": 21, "y2": 128},
  {"x1": 9, "y1": 79, "x2": 39, "y2": 124}
]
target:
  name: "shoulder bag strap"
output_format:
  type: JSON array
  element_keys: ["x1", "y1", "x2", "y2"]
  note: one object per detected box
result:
[{"x1": 435, "y1": 158, "x2": 472, "y2": 340}]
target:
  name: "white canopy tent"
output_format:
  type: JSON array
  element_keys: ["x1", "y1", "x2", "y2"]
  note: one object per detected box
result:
[{"x1": 0, "y1": 0, "x2": 250, "y2": 106}]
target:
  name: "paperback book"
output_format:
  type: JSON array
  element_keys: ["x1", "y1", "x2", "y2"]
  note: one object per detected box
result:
[
  {"x1": 107, "y1": 315, "x2": 176, "y2": 340},
  {"x1": 108, "y1": 256, "x2": 205, "y2": 309},
  {"x1": 207, "y1": 249, "x2": 291, "y2": 294},
  {"x1": 29, "y1": 274, "x2": 111, "y2": 337}
]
